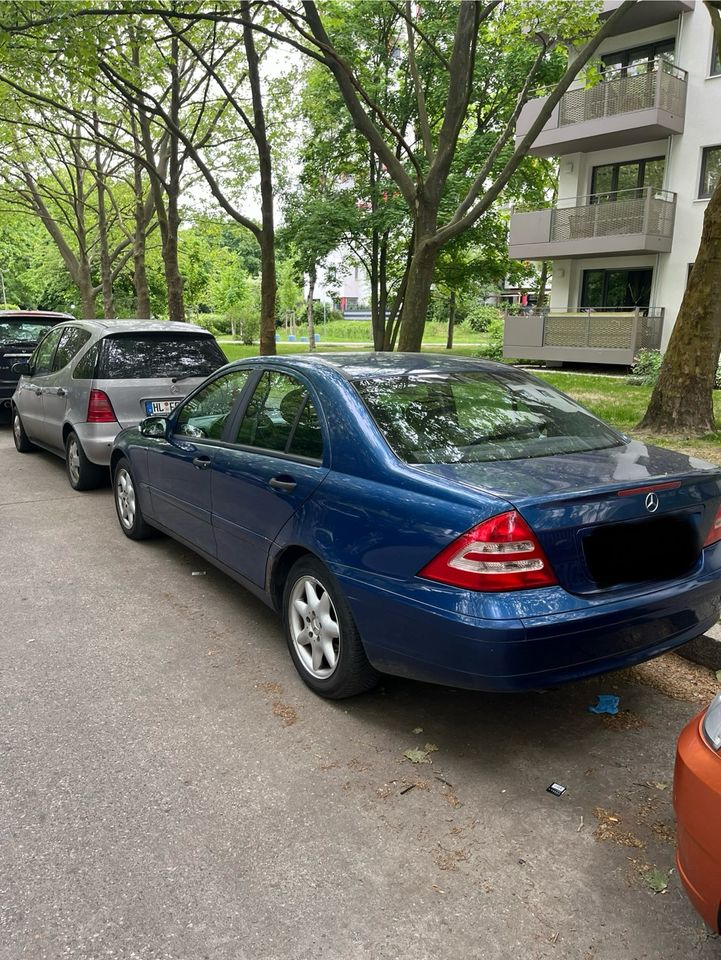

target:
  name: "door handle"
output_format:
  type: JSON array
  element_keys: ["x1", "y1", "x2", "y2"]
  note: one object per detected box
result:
[
  {"x1": 192, "y1": 456, "x2": 212, "y2": 470},
  {"x1": 55, "y1": 388, "x2": 67, "y2": 397},
  {"x1": 269, "y1": 475, "x2": 297, "y2": 492}
]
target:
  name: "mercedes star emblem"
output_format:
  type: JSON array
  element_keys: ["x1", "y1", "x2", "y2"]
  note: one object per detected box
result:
[{"x1": 645, "y1": 492, "x2": 660, "y2": 513}]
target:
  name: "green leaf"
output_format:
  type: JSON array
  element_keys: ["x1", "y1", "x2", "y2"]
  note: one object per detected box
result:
[
  {"x1": 641, "y1": 867, "x2": 670, "y2": 894},
  {"x1": 403, "y1": 748, "x2": 432, "y2": 764}
]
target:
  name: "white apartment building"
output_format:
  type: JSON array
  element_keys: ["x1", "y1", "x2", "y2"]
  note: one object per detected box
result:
[{"x1": 505, "y1": 0, "x2": 720, "y2": 365}]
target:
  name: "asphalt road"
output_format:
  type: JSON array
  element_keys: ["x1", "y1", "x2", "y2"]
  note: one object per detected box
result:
[{"x1": 0, "y1": 425, "x2": 717, "y2": 960}]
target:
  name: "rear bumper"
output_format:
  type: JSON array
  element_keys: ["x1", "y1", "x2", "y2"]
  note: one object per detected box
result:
[
  {"x1": 674, "y1": 715, "x2": 721, "y2": 932},
  {"x1": 73, "y1": 422, "x2": 122, "y2": 466},
  {"x1": 338, "y1": 562, "x2": 721, "y2": 691}
]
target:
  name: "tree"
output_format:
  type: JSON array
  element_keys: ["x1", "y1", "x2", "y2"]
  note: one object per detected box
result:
[
  {"x1": 0, "y1": 94, "x2": 140, "y2": 317},
  {"x1": 284, "y1": 0, "x2": 637, "y2": 350},
  {"x1": 637, "y1": 0, "x2": 721, "y2": 434}
]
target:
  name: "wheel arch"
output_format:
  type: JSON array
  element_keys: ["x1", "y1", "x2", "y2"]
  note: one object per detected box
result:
[
  {"x1": 110, "y1": 447, "x2": 127, "y2": 475},
  {"x1": 269, "y1": 545, "x2": 317, "y2": 612}
]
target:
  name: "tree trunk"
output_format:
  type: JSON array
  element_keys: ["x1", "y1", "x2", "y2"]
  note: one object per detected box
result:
[
  {"x1": 446, "y1": 290, "x2": 456, "y2": 349},
  {"x1": 166, "y1": 30, "x2": 185, "y2": 322},
  {"x1": 93, "y1": 112, "x2": 114, "y2": 319},
  {"x1": 132, "y1": 145, "x2": 151, "y2": 318},
  {"x1": 307, "y1": 263, "x2": 316, "y2": 352},
  {"x1": 638, "y1": 178, "x2": 721, "y2": 434},
  {"x1": 242, "y1": 2, "x2": 276, "y2": 356},
  {"x1": 536, "y1": 260, "x2": 549, "y2": 308},
  {"x1": 78, "y1": 260, "x2": 96, "y2": 319},
  {"x1": 397, "y1": 234, "x2": 439, "y2": 352}
]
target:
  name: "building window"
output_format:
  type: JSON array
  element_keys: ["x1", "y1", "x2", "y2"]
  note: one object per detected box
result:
[
  {"x1": 699, "y1": 146, "x2": 721, "y2": 199},
  {"x1": 711, "y1": 43, "x2": 721, "y2": 76},
  {"x1": 601, "y1": 39, "x2": 674, "y2": 77},
  {"x1": 580, "y1": 269, "x2": 652, "y2": 311},
  {"x1": 590, "y1": 157, "x2": 665, "y2": 202}
]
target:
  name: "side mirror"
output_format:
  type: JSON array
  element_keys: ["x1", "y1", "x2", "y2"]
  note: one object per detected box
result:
[
  {"x1": 139, "y1": 416, "x2": 168, "y2": 439},
  {"x1": 12, "y1": 361, "x2": 30, "y2": 375}
]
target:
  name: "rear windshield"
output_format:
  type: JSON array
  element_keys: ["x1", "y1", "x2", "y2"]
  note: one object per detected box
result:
[
  {"x1": 99, "y1": 333, "x2": 226, "y2": 380},
  {"x1": 0, "y1": 319, "x2": 58, "y2": 344},
  {"x1": 353, "y1": 370, "x2": 622, "y2": 464}
]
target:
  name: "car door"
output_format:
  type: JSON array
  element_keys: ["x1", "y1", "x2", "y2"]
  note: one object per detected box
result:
[
  {"x1": 16, "y1": 327, "x2": 64, "y2": 442},
  {"x1": 212, "y1": 369, "x2": 330, "y2": 588},
  {"x1": 40, "y1": 326, "x2": 93, "y2": 451},
  {"x1": 146, "y1": 368, "x2": 253, "y2": 557}
]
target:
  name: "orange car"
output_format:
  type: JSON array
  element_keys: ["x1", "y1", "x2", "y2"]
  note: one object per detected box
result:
[{"x1": 674, "y1": 694, "x2": 721, "y2": 931}]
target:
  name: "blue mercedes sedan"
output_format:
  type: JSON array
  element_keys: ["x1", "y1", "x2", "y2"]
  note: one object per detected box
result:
[{"x1": 110, "y1": 354, "x2": 721, "y2": 698}]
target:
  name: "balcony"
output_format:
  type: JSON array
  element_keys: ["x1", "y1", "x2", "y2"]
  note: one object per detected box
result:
[
  {"x1": 503, "y1": 310, "x2": 664, "y2": 366},
  {"x1": 600, "y1": 1, "x2": 694, "y2": 36},
  {"x1": 508, "y1": 187, "x2": 676, "y2": 261},
  {"x1": 515, "y1": 60, "x2": 687, "y2": 157}
]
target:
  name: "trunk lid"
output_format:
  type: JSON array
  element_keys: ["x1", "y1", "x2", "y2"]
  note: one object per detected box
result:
[{"x1": 418, "y1": 440, "x2": 721, "y2": 595}]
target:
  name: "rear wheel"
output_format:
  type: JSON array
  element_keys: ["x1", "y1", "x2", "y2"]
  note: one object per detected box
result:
[
  {"x1": 12, "y1": 409, "x2": 35, "y2": 453},
  {"x1": 282, "y1": 556, "x2": 379, "y2": 699},
  {"x1": 113, "y1": 457, "x2": 154, "y2": 540},
  {"x1": 65, "y1": 431, "x2": 105, "y2": 491}
]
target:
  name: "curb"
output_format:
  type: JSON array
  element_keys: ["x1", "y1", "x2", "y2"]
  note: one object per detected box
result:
[{"x1": 678, "y1": 623, "x2": 721, "y2": 671}]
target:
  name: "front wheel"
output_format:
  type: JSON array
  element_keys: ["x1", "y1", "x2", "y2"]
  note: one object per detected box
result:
[
  {"x1": 65, "y1": 431, "x2": 105, "y2": 491},
  {"x1": 12, "y1": 409, "x2": 35, "y2": 453},
  {"x1": 113, "y1": 458, "x2": 155, "y2": 540},
  {"x1": 282, "y1": 556, "x2": 379, "y2": 699}
]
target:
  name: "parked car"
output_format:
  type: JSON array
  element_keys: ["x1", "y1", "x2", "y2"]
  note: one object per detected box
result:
[
  {"x1": 110, "y1": 353, "x2": 721, "y2": 698},
  {"x1": 674, "y1": 694, "x2": 721, "y2": 932},
  {"x1": 12, "y1": 319, "x2": 227, "y2": 490},
  {"x1": 0, "y1": 310, "x2": 74, "y2": 419}
]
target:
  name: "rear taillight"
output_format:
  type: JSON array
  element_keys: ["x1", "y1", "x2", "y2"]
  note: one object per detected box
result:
[
  {"x1": 87, "y1": 389, "x2": 117, "y2": 423},
  {"x1": 704, "y1": 503, "x2": 721, "y2": 547},
  {"x1": 419, "y1": 510, "x2": 557, "y2": 592}
]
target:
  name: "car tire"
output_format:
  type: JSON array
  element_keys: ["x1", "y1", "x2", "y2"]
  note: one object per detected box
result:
[
  {"x1": 282, "y1": 556, "x2": 379, "y2": 699},
  {"x1": 12, "y1": 408, "x2": 36, "y2": 453},
  {"x1": 65, "y1": 431, "x2": 105, "y2": 491},
  {"x1": 113, "y1": 457, "x2": 155, "y2": 540}
]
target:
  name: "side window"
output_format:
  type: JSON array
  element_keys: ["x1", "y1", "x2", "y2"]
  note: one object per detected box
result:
[
  {"x1": 72, "y1": 343, "x2": 100, "y2": 380},
  {"x1": 699, "y1": 145, "x2": 721, "y2": 199},
  {"x1": 32, "y1": 328, "x2": 64, "y2": 376},
  {"x1": 175, "y1": 369, "x2": 251, "y2": 440},
  {"x1": 52, "y1": 327, "x2": 92, "y2": 372},
  {"x1": 235, "y1": 371, "x2": 324, "y2": 460}
]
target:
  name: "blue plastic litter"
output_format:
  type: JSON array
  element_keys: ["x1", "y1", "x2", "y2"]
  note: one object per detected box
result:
[{"x1": 588, "y1": 694, "x2": 620, "y2": 715}]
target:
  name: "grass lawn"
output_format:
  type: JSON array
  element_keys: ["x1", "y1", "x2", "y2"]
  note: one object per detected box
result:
[
  {"x1": 216, "y1": 339, "x2": 721, "y2": 468},
  {"x1": 536, "y1": 371, "x2": 721, "y2": 468}
]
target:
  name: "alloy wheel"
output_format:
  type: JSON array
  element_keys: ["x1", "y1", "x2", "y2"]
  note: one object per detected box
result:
[
  {"x1": 67, "y1": 437, "x2": 81, "y2": 485},
  {"x1": 289, "y1": 575, "x2": 340, "y2": 679},
  {"x1": 115, "y1": 467, "x2": 136, "y2": 530}
]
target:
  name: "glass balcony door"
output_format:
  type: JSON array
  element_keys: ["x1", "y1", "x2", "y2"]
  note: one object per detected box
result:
[
  {"x1": 591, "y1": 157, "x2": 665, "y2": 203},
  {"x1": 580, "y1": 269, "x2": 653, "y2": 311}
]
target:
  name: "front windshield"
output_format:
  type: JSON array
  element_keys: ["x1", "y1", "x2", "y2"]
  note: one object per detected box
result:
[
  {"x1": 353, "y1": 370, "x2": 623, "y2": 464},
  {"x1": 0, "y1": 320, "x2": 57, "y2": 344}
]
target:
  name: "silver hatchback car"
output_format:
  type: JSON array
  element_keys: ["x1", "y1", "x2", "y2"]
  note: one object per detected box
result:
[{"x1": 11, "y1": 319, "x2": 227, "y2": 489}]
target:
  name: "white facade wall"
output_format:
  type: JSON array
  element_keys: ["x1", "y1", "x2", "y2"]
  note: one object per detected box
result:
[{"x1": 548, "y1": 1, "x2": 721, "y2": 349}]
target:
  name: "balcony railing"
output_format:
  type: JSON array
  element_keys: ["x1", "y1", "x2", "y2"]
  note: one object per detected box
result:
[
  {"x1": 551, "y1": 186, "x2": 676, "y2": 242},
  {"x1": 509, "y1": 187, "x2": 677, "y2": 260},
  {"x1": 503, "y1": 309, "x2": 664, "y2": 365},
  {"x1": 558, "y1": 59, "x2": 687, "y2": 126},
  {"x1": 515, "y1": 57, "x2": 687, "y2": 156}
]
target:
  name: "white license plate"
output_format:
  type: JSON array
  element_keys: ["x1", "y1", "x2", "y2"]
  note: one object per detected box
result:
[{"x1": 145, "y1": 399, "x2": 180, "y2": 416}]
